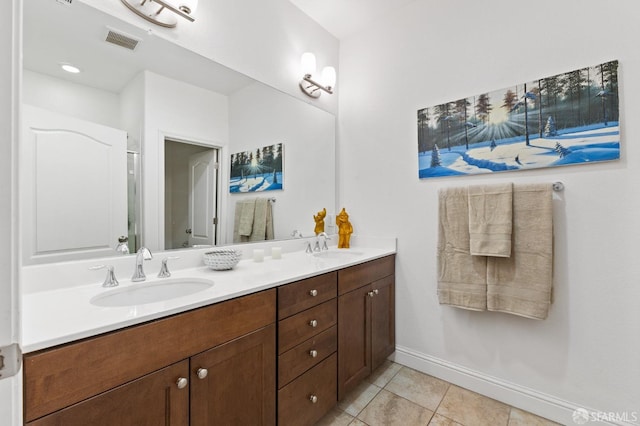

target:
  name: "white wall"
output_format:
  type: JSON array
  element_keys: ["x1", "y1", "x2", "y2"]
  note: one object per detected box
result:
[
  {"x1": 338, "y1": 0, "x2": 640, "y2": 424},
  {"x1": 142, "y1": 71, "x2": 229, "y2": 251},
  {"x1": 82, "y1": 0, "x2": 340, "y2": 115},
  {"x1": 0, "y1": 0, "x2": 20, "y2": 424},
  {"x1": 228, "y1": 82, "x2": 336, "y2": 242},
  {"x1": 22, "y1": 70, "x2": 121, "y2": 128}
]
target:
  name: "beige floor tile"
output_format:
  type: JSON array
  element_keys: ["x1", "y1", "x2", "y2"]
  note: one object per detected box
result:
[
  {"x1": 357, "y1": 389, "x2": 434, "y2": 426},
  {"x1": 436, "y1": 385, "x2": 510, "y2": 426},
  {"x1": 367, "y1": 360, "x2": 403, "y2": 388},
  {"x1": 508, "y1": 407, "x2": 562, "y2": 426},
  {"x1": 316, "y1": 407, "x2": 356, "y2": 426},
  {"x1": 428, "y1": 414, "x2": 463, "y2": 426},
  {"x1": 337, "y1": 381, "x2": 382, "y2": 417},
  {"x1": 348, "y1": 419, "x2": 369, "y2": 426},
  {"x1": 384, "y1": 367, "x2": 450, "y2": 411}
]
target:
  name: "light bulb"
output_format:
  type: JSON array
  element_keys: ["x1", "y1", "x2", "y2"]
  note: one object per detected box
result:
[
  {"x1": 60, "y1": 63, "x2": 81, "y2": 74},
  {"x1": 301, "y1": 52, "x2": 316, "y2": 76},
  {"x1": 168, "y1": 0, "x2": 198, "y2": 15},
  {"x1": 321, "y1": 66, "x2": 336, "y2": 89}
]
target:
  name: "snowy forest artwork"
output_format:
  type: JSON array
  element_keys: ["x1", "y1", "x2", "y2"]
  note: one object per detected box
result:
[
  {"x1": 418, "y1": 60, "x2": 619, "y2": 179},
  {"x1": 229, "y1": 143, "x2": 284, "y2": 193}
]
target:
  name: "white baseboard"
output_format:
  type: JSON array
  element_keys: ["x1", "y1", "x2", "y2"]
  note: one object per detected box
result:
[{"x1": 392, "y1": 346, "x2": 637, "y2": 426}]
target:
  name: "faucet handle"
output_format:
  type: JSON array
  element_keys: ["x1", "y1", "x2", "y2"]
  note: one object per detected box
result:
[
  {"x1": 158, "y1": 256, "x2": 180, "y2": 278},
  {"x1": 90, "y1": 265, "x2": 119, "y2": 288},
  {"x1": 305, "y1": 240, "x2": 313, "y2": 254}
]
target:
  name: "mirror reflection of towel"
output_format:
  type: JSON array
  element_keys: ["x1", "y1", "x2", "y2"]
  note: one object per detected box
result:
[
  {"x1": 233, "y1": 198, "x2": 274, "y2": 243},
  {"x1": 238, "y1": 199, "x2": 256, "y2": 236}
]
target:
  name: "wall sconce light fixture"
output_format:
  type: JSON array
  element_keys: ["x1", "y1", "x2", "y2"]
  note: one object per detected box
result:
[
  {"x1": 120, "y1": 0, "x2": 198, "y2": 28},
  {"x1": 299, "y1": 52, "x2": 337, "y2": 98}
]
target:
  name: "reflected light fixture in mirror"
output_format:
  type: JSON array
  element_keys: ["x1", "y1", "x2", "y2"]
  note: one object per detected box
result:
[
  {"x1": 120, "y1": 0, "x2": 198, "y2": 28},
  {"x1": 60, "y1": 63, "x2": 81, "y2": 74},
  {"x1": 299, "y1": 52, "x2": 336, "y2": 98}
]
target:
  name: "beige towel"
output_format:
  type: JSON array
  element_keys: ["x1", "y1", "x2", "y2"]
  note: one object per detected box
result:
[
  {"x1": 487, "y1": 183, "x2": 553, "y2": 319},
  {"x1": 468, "y1": 183, "x2": 513, "y2": 257},
  {"x1": 249, "y1": 198, "x2": 269, "y2": 242},
  {"x1": 265, "y1": 200, "x2": 274, "y2": 241},
  {"x1": 437, "y1": 187, "x2": 488, "y2": 311},
  {"x1": 238, "y1": 199, "x2": 256, "y2": 236}
]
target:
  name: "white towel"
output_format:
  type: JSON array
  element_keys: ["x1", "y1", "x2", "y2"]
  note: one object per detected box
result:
[
  {"x1": 486, "y1": 183, "x2": 553, "y2": 319},
  {"x1": 437, "y1": 187, "x2": 488, "y2": 311},
  {"x1": 468, "y1": 183, "x2": 513, "y2": 257}
]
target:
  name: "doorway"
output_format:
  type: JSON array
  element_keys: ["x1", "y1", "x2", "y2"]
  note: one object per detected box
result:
[{"x1": 164, "y1": 138, "x2": 219, "y2": 250}]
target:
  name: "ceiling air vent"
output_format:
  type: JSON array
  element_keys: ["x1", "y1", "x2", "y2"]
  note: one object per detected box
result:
[{"x1": 105, "y1": 27, "x2": 141, "y2": 51}]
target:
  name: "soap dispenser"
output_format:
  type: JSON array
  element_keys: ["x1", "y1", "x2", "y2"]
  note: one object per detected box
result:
[{"x1": 115, "y1": 236, "x2": 130, "y2": 255}]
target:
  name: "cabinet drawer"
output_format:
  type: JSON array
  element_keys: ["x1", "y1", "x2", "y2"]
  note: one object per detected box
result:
[
  {"x1": 278, "y1": 299, "x2": 337, "y2": 354},
  {"x1": 278, "y1": 325, "x2": 337, "y2": 388},
  {"x1": 278, "y1": 272, "x2": 337, "y2": 319},
  {"x1": 23, "y1": 289, "x2": 276, "y2": 422},
  {"x1": 278, "y1": 353, "x2": 337, "y2": 426},
  {"x1": 338, "y1": 255, "x2": 395, "y2": 295}
]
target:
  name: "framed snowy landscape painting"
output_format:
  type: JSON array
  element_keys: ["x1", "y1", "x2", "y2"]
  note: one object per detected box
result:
[
  {"x1": 229, "y1": 143, "x2": 284, "y2": 193},
  {"x1": 417, "y1": 60, "x2": 620, "y2": 179}
]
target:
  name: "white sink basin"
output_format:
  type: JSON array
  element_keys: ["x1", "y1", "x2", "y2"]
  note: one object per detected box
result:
[
  {"x1": 90, "y1": 278, "x2": 214, "y2": 307},
  {"x1": 312, "y1": 250, "x2": 364, "y2": 260}
]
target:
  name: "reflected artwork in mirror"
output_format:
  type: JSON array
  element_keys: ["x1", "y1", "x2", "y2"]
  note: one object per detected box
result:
[{"x1": 21, "y1": 0, "x2": 335, "y2": 264}]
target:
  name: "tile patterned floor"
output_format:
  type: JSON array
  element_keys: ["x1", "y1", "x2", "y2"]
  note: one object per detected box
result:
[{"x1": 316, "y1": 361, "x2": 561, "y2": 426}]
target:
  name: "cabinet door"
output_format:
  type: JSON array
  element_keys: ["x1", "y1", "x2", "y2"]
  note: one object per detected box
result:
[
  {"x1": 337, "y1": 284, "x2": 372, "y2": 400},
  {"x1": 27, "y1": 360, "x2": 189, "y2": 426},
  {"x1": 190, "y1": 324, "x2": 276, "y2": 426},
  {"x1": 371, "y1": 275, "x2": 395, "y2": 371}
]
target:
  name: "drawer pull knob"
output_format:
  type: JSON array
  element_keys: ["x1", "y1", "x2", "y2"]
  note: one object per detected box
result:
[
  {"x1": 197, "y1": 368, "x2": 208, "y2": 379},
  {"x1": 309, "y1": 395, "x2": 318, "y2": 404},
  {"x1": 176, "y1": 377, "x2": 188, "y2": 389},
  {"x1": 309, "y1": 319, "x2": 318, "y2": 328},
  {"x1": 368, "y1": 291, "x2": 374, "y2": 298},
  {"x1": 309, "y1": 349, "x2": 318, "y2": 358},
  {"x1": 373, "y1": 289, "x2": 379, "y2": 295},
  {"x1": 309, "y1": 289, "x2": 318, "y2": 297}
]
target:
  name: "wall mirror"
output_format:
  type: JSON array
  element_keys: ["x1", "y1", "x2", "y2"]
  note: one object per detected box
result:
[{"x1": 21, "y1": 0, "x2": 336, "y2": 264}]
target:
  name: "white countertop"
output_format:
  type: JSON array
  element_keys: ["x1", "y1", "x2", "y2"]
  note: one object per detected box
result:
[{"x1": 21, "y1": 237, "x2": 396, "y2": 353}]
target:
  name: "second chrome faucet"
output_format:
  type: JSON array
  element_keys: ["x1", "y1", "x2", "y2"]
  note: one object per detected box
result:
[{"x1": 132, "y1": 247, "x2": 153, "y2": 282}]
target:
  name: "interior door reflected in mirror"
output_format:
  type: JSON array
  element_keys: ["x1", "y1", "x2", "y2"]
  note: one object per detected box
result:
[{"x1": 164, "y1": 139, "x2": 219, "y2": 250}]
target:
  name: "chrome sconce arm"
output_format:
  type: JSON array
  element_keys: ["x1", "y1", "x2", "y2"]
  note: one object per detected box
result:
[
  {"x1": 120, "y1": 0, "x2": 198, "y2": 28},
  {"x1": 299, "y1": 74, "x2": 334, "y2": 98}
]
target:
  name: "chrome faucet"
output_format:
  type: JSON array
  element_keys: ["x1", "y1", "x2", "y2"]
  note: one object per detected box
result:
[
  {"x1": 132, "y1": 247, "x2": 153, "y2": 282},
  {"x1": 317, "y1": 232, "x2": 331, "y2": 251},
  {"x1": 90, "y1": 265, "x2": 119, "y2": 287}
]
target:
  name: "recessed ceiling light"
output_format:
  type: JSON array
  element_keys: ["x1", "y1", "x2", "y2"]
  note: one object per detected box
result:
[{"x1": 60, "y1": 63, "x2": 81, "y2": 74}]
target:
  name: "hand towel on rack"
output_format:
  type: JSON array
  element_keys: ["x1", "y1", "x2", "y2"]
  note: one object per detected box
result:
[
  {"x1": 486, "y1": 183, "x2": 553, "y2": 320},
  {"x1": 238, "y1": 199, "x2": 256, "y2": 237},
  {"x1": 265, "y1": 200, "x2": 274, "y2": 241},
  {"x1": 437, "y1": 187, "x2": 488, "y2": 311},
  {"x1": 468, "y1": 183, "x2": 513, "y2": 257},
  {"x1": 249, "y1": 198, "x2": 270, "y2": 241}
]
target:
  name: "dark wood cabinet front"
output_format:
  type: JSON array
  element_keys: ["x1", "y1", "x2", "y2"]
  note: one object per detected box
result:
[
  {"x1": 27, "y1": 360, "x2": 190, "y2": 426},
  {"x1": 337, "y1": 255, "x2": 396, "y2": 400},
  {"x1": 191, "y1": 324, "x2": 276, "y2": 426}
]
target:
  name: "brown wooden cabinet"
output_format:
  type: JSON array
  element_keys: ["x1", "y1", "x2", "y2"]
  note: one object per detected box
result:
[
  {"x1": 191, "y1": 324, "x2": 276, "y2": 425},
  {"x1": 23, "y1": 255, "x2": 396, "y2": 425},
  {"x1": 277, "y1": 272, "x2": 338, "y2": 426},
  {"x1": 27, "y1": 360, "x2": 190, "y2": 426},
  {"x1": 23, "y1": 290, "x2": 276, "y2": 425},
  {"x1": 337, "y1": 255, "x2": 395, "y2": 400}
]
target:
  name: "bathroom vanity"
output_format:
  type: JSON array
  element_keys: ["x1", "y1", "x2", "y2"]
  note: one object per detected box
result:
[{"x1": 21, "y1": 243, "x2": 395, "y2": 425}]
